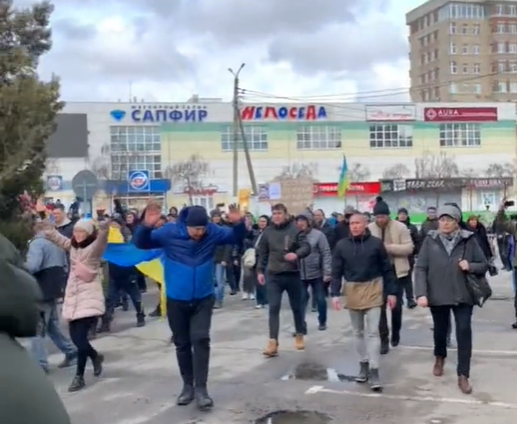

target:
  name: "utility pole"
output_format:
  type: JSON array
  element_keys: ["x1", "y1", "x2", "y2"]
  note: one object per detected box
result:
[
  {"x1": 237, "y1": 107, "x2": 258, "y2": 195},
  {"x1": 229, "y1": 63, "x2": 245, "y2": 197}
]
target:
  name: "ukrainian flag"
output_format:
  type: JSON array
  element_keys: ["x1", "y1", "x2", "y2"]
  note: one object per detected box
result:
[
  {"x1": 337, "y1": 155, "x2": 350, "y2": 197},
  {"x1": 103, "y1": 227, "x2": 167, "y2": 317}
]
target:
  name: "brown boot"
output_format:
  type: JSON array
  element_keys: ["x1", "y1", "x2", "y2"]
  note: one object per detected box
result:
[
  {"x1": 433, "y1": 356, "x2": 445, "y2": 376},
  {"x1": 263, "y1": 339, "x2": 278, "y2": 357},
  {"x1": 457, "y1": 375, "x2": 472, "y2": 394},
  {"x1": 295, "y1": 334, "x2": 305, "y2": 350}
]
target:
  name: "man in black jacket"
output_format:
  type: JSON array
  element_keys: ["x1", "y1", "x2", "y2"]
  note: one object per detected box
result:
[
  {"x1": 419, "y1": 206, "x2": 438, "y2": 240},
  {"x1": 257, "y1": 203, "x2": 311, "y2": 357},
  {"x1": 331, "y1": 205, "x2": 355, "y2": 249},
  {"x1": 396, "y1": 208, "x2": 420, "y2": 309}
]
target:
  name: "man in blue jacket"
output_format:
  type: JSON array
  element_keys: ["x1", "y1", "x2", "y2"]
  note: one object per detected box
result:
[{"x1": 132, "y1": 203, "x2": 245, "y2": 411}]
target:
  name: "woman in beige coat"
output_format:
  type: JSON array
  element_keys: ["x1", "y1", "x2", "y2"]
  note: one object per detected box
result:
[{"x1": 45, "y1": 219, "x2": 109, "y2": 392}]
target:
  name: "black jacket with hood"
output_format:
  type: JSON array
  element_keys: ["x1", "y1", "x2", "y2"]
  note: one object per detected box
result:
[
  {"x1": 0, "y1": 234, "x2": 71, "y2": 424},
  {"x1": 257, "y1": 217, "x2": 311, "y2": 274}
]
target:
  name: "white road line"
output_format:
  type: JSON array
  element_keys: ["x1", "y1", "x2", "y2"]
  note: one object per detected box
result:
[
  {"x1": 399, "y1": 345, "x2": 517, "y2": 356},
  {"x1": 305, "y1": 386, "x2": 517, "y2": 409}
]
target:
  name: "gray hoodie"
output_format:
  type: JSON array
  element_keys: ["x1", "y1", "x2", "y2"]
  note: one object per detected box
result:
[{"x1": 299, "y1": 228, "x2": 331, "y2": 280}]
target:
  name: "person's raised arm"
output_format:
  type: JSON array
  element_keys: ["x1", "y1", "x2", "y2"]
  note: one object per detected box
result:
[
  {"x1": 132, "y1": 204, "x2": 170, "y2": 249},
  {"x1": 212, "y1": 204, "x2": 246, "y2": 245}
]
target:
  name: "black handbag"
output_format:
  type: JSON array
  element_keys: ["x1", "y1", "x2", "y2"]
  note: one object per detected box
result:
[{"x1": 462, "y1": 241, "x2": 493, "y2": 307}]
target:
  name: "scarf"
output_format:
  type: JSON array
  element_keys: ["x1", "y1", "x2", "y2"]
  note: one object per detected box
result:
[{"x1": 439, "y1": 230, "x2": 461, "y2": 255}]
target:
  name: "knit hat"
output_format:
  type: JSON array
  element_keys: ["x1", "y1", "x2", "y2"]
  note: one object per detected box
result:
[
  {"x1": 397, "y1": 207, "x2": 409, "y2": 215},
  {"x1": 437, "y1": 205, "x2": 461, "y2": 222},
  {"x1": 74, "y1": 219, "x2": 95, "y2": 235},
  {"x1": 295, "y1": 211, "x2": 312, "y2": 223},
  {"x1": 185, "y1": 206, "x2": 209, "y2": 227},
  {"x1": 373, "y1": 196, "x2": 390, "y2": 216}
]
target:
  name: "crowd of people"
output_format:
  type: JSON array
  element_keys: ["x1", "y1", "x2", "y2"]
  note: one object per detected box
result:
[{"x1": 4, "y1": 193, "x2": 508, "y2": 417}]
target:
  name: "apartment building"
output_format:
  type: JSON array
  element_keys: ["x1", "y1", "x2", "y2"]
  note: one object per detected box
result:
[{"x1": 407, "y1": 0, "x2": 517, "y2": 102}]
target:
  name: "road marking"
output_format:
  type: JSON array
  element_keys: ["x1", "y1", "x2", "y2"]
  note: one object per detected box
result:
[
  {"x1": 399, "y1": 345, "x2": 517, "y2": 356},
  {"x1": 305, "y1": 386, "x2": 517, "y2": 409}
]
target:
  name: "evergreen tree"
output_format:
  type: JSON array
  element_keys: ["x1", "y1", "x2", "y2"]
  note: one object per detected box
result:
[{"x1": 0, "y1": 0, "x2": 62, "y2": 250}]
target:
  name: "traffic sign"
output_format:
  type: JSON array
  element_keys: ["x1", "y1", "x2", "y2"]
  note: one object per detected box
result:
[
  {"x1": 71, "y1": 170, "x2": 99, "y2": 200},
  {"x1": 128, "y1": 170, "x2": 150, "y2": 192}
]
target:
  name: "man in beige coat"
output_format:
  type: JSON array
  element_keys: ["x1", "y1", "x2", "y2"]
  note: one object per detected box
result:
[{"x1": 368, "y1": 197, "x2": 413, "y2": 355}]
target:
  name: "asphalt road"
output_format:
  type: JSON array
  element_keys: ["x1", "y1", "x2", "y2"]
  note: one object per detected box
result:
[{"x1": 42, "y1": 271, "x2": 517, "y2": 424}]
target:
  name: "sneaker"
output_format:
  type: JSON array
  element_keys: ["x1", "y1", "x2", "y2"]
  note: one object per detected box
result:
[
  {"x1": 242, "y1": 293, "x2": 249, "y2": 300},
  {"x1": 369, "y1": 368, "x2": 382, "y2": 391},
  {"x1": 57, "y1": 353, "x2": 77, "y2": 369},
  {"x1": 249, "y1": 294, "x2": 255, "y2": 300},
  {"x1": 255, "y1": 304, "x2": 264, "y2": 309},
  {"x1": 356, "y1": 362, "x2": 369, "y2": 383},
  {"x1": 318, "y1": 324, "x2": 327, "y2": 331}
]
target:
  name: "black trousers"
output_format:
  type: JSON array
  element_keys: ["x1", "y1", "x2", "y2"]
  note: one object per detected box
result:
[
  {"x1": 167, "y1": 295, "x2": 215, "y2": 388},
  {"x1": 430, "y1": 303, "x2": 473, "y2": 378},
  {"x1": 379, "y1": 276, "x2": 405, "y2": 343},
  {"x1": 69, "y1": 316, "x2": 98, "y2": 377},
  {"x1": 267, "y1": 272, "x2": 304, "y2": 339},
  {"x1": 402, "y1": 263, "x2": 415, "y2": 301}
]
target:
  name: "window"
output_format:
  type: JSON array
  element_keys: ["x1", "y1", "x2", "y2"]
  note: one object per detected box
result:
[
  {"x1": 473, "y1": 83, "x2": 481, "y2": 94},
  {"x1": 369, "y1": 125, "x2": 413, "y2": 148},
  {"x1": 450, "y1": 61, "x2": 457, "y2": 73},
  {"x1": 496, "y1": 4, "x2": 505, "y2": 15},
  {"x1": 462, "y1": 63, "x2": 468, "y2": 73},
  {"x1": 109, "y1": 126, "x2": 162, "y2": 179},
  {"x1": 296, "y1": 126, "x2": 342, "y2": 149},
  {"x1": 510, "y1": 24, "x2": 517, "y2": 33},
  {"x1": 498, "y1": 61, "x2": 506, "y2": 72},
  {"x1": 497, "y1": 81, "x2": 507, "y2": 92},
  {"x1": 450, "y1": 22, "x2": 457, "y2": 34},
  {"x1": 450, "y1": 82, "x2": 458, "y2": 93},
  {"x1": 510, "y1": 61, "x2": 517, "y2": 72},
  {"x1": 461, "y1": 24, "x2": 468, "y2": 34},
  {"x1": 473, "y1": 24, "x2": 480, "y2": 35},
  {"x1": 192, "y1": 196, "x2": 214, "y2": 211},
  {"x1": 510, "y1": 5, "x2": 517, "y2": 16},
  {"x1": 498, "y1": 42, "x2": 506, "y2": 53},
  {"x1": 510, "y1": 43, "x2": 517, "y2": 53},
  {"x1": 449, "y1": 42, "x2": 456, "y2": 54},
  {"x1": 497, "y1": 23, "x2": 506, "y2": 33},
  {"x1": 473, "y1": 63, "x2": 481, "y2": 74},
  {"x1": 510, "y1": 82, "x2": 517, "y2": 93},
  {"x1": 473, "y1": 44, "x2": 480, "y2": 55},
  {"x1": 439, "y1": 123, "x2": 481, "y2": 147},
  {"x1": 220, "y1": 125, "x2": 267, "y2": 152},
  {"x1": 462, "y1": 44, "x2": 469, "y2": 54}
]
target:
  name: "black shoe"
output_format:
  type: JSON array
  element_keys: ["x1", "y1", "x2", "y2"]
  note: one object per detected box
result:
[
  {"x1": 121, "y1": 300, "x2": 129, "y2": 311},
  {"x1": 407, "y1": 299, "x2": 417, "y2": 309},
  {"x1": 136, "y1": 315, "x2": 146, "y2": 327},
  {"x1": 356, "y1": 362, "x2": 369, "y2": 383},
  {"x1": 369, "y1": 368, "x2": 382, "y2": 391},
  {"x1": 512, "y1": 321, "x2": 517, "y2": 329},
  {"x1": 57, "y1": 353, "x2": 77, "y2": 369},
  {"x1": 176, "y1": 384, "x2": 194, "y2": 406},
  {"x1": 391, "y1": 334, "x2": 400, "y2": 347},
  {"x1": 149, "y1": 307, "x2": 161, "y2": 318},
  {"x1": 195, "y1": 387, "x2": 214, "y2": 410},
  {"x1": 97, "y1": 322, "x2": 110, "y2": 333},
  {"x1": 68, "y1": 375, "x2": 85, "y2": 392},
  {"x1": 92, "y1": 353, "x2": 104, "y2": 377},
  {"x1": 318, "y1": 324, "x2": 327, "y2": 331},
  {"x1": 380, "y1": 340, "x2": 390, "y2": 355}
]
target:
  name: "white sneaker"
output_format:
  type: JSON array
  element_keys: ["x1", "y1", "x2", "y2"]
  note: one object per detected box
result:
[
  {"x1": 255, "y1": 304, "x2": 264, "y2": 309},
  {"x1": 242, "y1": 293, "x2": 249, "y2": 300},
  {"x1": 249, "y1": 294, "x2": 255, "y2": 300}
]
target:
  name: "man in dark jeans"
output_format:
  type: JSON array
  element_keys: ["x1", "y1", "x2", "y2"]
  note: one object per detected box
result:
[
  {"x1": 133, "y1": 203, "x2": 245, "y2": 410},
  {"x1": 295, "y1": 213, "x2": 331, "y2": 333},
  {"x1": 257, "y1": 203, "x2": 311, "y2": 357}
]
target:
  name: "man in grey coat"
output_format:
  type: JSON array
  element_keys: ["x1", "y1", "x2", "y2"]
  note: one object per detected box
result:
[
  {"x1": 25, "y1": 223, "x2": 77, "y2": 373},
  {"x1": 295, "y1": 213, "x2": 332, "y2": 332}
]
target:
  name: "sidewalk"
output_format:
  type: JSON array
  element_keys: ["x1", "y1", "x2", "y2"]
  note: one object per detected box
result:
[{"x1": 47, "y1": 271, "x2": 517, "y2": 424}]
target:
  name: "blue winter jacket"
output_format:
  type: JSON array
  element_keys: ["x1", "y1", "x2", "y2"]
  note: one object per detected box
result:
[{"x1": 132, "y1": 207, "x2": 246, "y2": 301}]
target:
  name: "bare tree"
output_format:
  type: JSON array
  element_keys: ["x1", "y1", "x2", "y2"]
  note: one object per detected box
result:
[
  {"x1": 165, "y1": 154, "x2": 210, "y2": 205},
  {"x1": 382, "y1": 163, "x2": 410, "y2": 179},
  {"x1": 348, "y1": 163, "x2": 371, "y2": 182},
  {"x1": 485, "y1": 162, "x2": 515, "y2": 178},
  {"x1": 414, "y1": 151, "x2": 459, "y2": 178},
  {"x1": 460, "y1": 167, "x2": 478, "y2": 178},
  {"x1": 275, "y1": 162, "x2": 318, "y2": 180},
  {"x1": 89, "y1": 144, "x2": 111, "y2": 180}
]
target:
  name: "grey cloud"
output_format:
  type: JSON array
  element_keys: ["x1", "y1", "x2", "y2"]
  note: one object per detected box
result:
[
  {"x1": 266, "y1": 21, "x2": 407, "y2": 76},
  {"x1": 52, "y1": 19, "x2": 97, "y2": 40}
]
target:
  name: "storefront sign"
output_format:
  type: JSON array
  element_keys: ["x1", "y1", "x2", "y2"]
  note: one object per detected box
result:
[
  {"x1": 313, "y1": 182, "x2": 381, "y2": 197},
  {"x1": 128, "y1": 170, "x2": 150, "y2": 192},
  {"x1": 423, "y1": 107, "x2": 497, "y2": 122},
  {"x1": 466, "y1": 177, "x2": 512, "y2": 188},
  {"x1": 241, "y1": 105, "x2": 327, "y2": 121},
  {"x1": 365, "y1": 104, "x2": 416, "y2": 121},
  {"x1": 46, "y1": 175, "x2": 63, "y2": 191},
  {"x1": 110, "y1": 105, "x2": 208, "y2": 123}
]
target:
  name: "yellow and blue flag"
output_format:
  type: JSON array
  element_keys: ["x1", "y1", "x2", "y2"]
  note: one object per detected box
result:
[
  {"x1": 103, "y1": 227, "x2": 167, "y2": 316},
  {"x1": 337, "y1": 155, "x2": 350, "y2": 197}
]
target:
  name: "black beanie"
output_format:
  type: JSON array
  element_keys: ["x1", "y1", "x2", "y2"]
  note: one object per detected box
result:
[
  {"x1": 373, "y1": 196, "x2": 390, "y2": 216},
  {"x1": 185, "y1": 206, "x2": 209, "y2": 227}
]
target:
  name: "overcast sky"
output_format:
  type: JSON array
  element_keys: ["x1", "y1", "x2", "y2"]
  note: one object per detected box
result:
[{"x1": 16, "y1": 0, "x2": 425, "y2": 103}]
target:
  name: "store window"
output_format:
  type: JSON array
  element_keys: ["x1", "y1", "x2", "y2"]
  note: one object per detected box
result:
[
  {"x1": 192, "y1": 196, "x2": 214, "y2": 210},
  {"x1": 369, "y1": 124, "x2": 413, "y2": 148},
  {"x1": 220, "y1": 126, "x2": 268, "y2": 152},
  {"x1": 109, "y1": 126, "x2": 162, "y2": 179},
  {"x1": 296, "y1": 126, "x2": 341, "y2": 149},
  {"x1": 439, "y1": 123, "x2": 481, "y2": 147}
]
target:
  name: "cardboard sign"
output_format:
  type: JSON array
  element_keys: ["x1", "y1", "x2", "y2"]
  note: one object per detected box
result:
[{"x1": 278, "y1": 178, "x2": 314, "y2": 215}]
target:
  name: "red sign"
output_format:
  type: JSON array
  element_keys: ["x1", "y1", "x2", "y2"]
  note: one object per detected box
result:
[
  {"x1": 424, "y1": 107, "x2": 497, "y2": 122},
  {"x1": 313, "y1": 182, "x2": 381, "y2": 197},
  {"x1": 241, "y1": 105, "x2": 327, "y2": 121}
]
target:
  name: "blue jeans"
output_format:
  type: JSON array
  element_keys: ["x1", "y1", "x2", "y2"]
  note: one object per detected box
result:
[
  {"x1": 301, "y1": 277, "x2": 328, "y2": 328},
  {"x1": 29, "y1": 300, "x2": 76, "y2": 370},
  {"x1": 214, "y1": 263, "x2": 226, "y2": 303}
]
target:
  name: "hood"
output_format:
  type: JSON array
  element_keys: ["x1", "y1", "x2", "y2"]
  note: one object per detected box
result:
[{"x1": 0, "y1": 234, "x2": 41, "y2": 338}]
